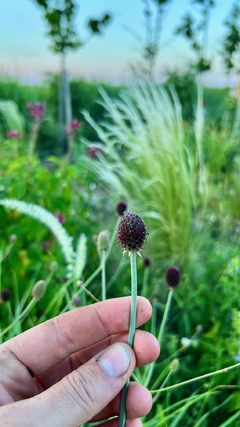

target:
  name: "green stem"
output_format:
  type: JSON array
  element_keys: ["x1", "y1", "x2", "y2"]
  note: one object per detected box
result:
[
  {"x1": 142, "y1": 266, "x2": 150, "y2": 298},
  {"x1": 151, "y1": 362, "x2": 240, "y2": 394},
  {"x1": 0, "y1": 298, "x2": 36, "y2": 338},
  {"x1": 101, "y1": 250, "x2": 107, "y2": 301},
  {"x1": 144, "y1": 288, "x2": 174, "y2": 388},
  {"x1": 152, "y1": 370, "x2": 173, "y2": 404},
  {"x1": 119, "y1": 251, "x2": 138, "y2": 427}
]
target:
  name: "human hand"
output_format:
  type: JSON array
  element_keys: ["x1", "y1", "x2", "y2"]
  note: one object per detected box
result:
[{"x1": 0, "y1": 296, "x2": 159, "y2": 427}]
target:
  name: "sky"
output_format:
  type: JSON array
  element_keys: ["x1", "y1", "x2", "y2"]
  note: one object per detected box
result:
[{"x1": 0, "y1": 0, "x2": 238, "y2": 88}]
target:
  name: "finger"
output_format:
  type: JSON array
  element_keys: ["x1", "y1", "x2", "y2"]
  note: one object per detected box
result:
[
  {"x1": 4, "y1": 296, "x2": 152, "y2": 376},
  {"x1": 90, "y1": 381, "x2": 152, "y2": 422},
  {"x1": 35, "y1": 330, "x2": 159, "y2": 390},
  {"x1": 96, "y1": 418, "x2": 143, "y2": 427},
  {"x1": 0, "y1": 343, "x2": 138, "y2": 427}
]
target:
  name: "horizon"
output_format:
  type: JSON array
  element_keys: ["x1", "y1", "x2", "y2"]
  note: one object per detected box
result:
[{"x1": 0, "y1": 0, "x2": 238, "y2": 89}]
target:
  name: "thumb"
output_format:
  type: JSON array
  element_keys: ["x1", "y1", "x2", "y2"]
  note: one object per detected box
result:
[{"x1": 1, "y1": 343, "x2": 135, "y2": 427}]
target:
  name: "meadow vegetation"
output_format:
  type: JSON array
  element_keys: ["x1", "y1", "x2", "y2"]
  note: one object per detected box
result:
[{"x1": 0, "y1": 74, "x2": 240, "y2": 426}]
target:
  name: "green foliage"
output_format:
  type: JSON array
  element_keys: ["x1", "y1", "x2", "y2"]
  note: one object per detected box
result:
[
  {"x1": 82, "y1": 83, "x2": 204, "y2": 270},
  {"x1": 1, "y1": 76, "x2": 240, "y2": 425},
  {"x1": 222, "y1": 1, "x2": 240, "y2": 73}
]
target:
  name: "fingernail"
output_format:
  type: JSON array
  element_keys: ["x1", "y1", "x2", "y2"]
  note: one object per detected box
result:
[{"x1": 98, "y1": 343, "x2": 131, "y2": 378}]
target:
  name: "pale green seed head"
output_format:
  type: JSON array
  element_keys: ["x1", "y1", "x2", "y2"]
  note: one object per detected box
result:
[
  {"x1": 32, "y1": 280, "x2": 47, "y2": 301},
  {"x1": 97, "y1": 230, "x2": 111, "y2": 252}
]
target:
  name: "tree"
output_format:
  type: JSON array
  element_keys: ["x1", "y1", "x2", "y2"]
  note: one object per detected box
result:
[
  {"x1": 222, "y1": 1, "x2": 240, "y2": 74},
  {"x1": 32, "y1": 0, "x2": 112, "y2": 152},
  {"x1": 129, "y1": 0, "x2": 172, "y2": 79},
  {"x1": 174, "y1": 0, "x2": 215, "y2": 74}
]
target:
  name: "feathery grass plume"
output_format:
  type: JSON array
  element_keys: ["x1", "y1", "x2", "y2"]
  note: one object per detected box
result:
[
  {"x1": 0, "y1": 100, "x2": 24, "y2": 134},
  {"x1": 117, "y1": 212, "x2": 148, "y2": 427},
  {"x1": 0, "y1": 199, "x2": 75, "y2": 273},
  {"x1": 73, "y1": 233, "x2": 87, "y2": 280},
  {"x1": 82, "y1": 82, "x2": 201, "y2": 269}
]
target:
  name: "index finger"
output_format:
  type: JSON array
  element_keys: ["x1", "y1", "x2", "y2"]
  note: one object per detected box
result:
[{"x1": 3, "y1": 296, "x2": 152, "y2": 376}]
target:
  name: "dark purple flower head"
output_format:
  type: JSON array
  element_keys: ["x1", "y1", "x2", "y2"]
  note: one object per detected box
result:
[
  {"x1": 117, "y1": 212, "x2": 148, "y2": 253},
  {"x1": 143, "y1": 257, "x2": 151, "y2": 267},
  {"x1": 6, "y1": 130, "x2": 22, "y2": 139},
  {"x1": 116, "y1": 201, "x2": 127, "y2": 216},
  {"x1": 1, "y1": 288, "x2": 11, "y2": 302},
  {"x1": 165, "y1": 266, "x2": 181, "y2": 289}
]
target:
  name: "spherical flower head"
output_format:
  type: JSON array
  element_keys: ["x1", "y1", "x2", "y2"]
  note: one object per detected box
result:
[
  {"x1": 165, "y1": 266, "x2": 181, "y2": 289},
  {"x1": 72, "y1": 295, "x2": 81, "y2": 308},
  {"x1": 117, "y1": 212, "x2": 148, "y2": 253},
  {"x1": 1, "y1": 288, "x2": 11, "y2": 302},
  {"x1": 116, "y1": 201, "x2": 127, "y2": 216},
  {"x1": 143, "y1": 257, "x2": 151, "y2": 267}
]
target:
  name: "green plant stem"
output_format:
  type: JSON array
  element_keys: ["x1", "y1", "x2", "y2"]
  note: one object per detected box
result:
[
  {"x1": 152, "y1": 370, "x2": 173, "y2": 404},
  {"x1": 142, "y1": 266, "x2": 150, "y2": 297},
  {"x1": 101, "y1": 249, "x2": 107, "y2": 300},
  {"x1": 119, "y1": 251, "x2": 138, "y2": 427},
  {"x1": 144, "y1": 288, "x2": 174, "y2": 388},
  {"x1": 150, "y1": 362, "x2": 240, "y2": 394},
  {"x1": 60, "y1": 264, "x2": 102, "y2": 314},
  {"x1": 0, "y1": 298, "x2": 36, "y2": 338}
]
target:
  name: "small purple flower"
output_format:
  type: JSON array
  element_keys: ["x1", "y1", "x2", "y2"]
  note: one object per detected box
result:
[
  {"x1": 40, "y1": 241, "x2": 51, "y2": 251},
  {"x1": 6, "y1": 130, "x2": 22, "y2": 139},
  {"x1": 27, "y1": 102, "x2": 45, "y2": 120},
  {"x1": 54, "y1": 210, "x2": 65, "y2": 224},
  {"x1": 86, "y1": 147, "x2": 98, "y2": 158},
  {"x1": 165, "y1": 266, "x2": 181, "y2": 289},
  {"x1": 65, "y1": 119, "x2": 81, "y2": 136}
]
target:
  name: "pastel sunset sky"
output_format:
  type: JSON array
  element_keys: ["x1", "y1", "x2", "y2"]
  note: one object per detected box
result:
[{"x1": 0, "y1": 0, "x2": 237, "y2": 87}]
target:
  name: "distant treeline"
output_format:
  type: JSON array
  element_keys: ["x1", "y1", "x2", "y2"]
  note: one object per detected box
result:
[{"x1": 0, "y1": 73, "x2": 236, "y2": 156}]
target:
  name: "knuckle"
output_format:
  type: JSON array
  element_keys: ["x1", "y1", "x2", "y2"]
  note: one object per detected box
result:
[{"x1": 64, "y1": 367, "x2": 99, "y2": 417}]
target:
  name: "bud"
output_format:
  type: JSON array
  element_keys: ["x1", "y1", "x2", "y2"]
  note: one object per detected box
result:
[
  {"x1": 165, "y1": 266, "x2": 181, "y2": 289},
  {"x1": 196, "y1": 324, "x2": 204, "y2": 334},
  {"x1": 116, "y1": 201, "x2": 127, "y2": 216},
  {"x1": 9, "y1": 234, "x2": 17, "y2": 244},
  {"x1": 71, "y1": 295, "x2": 81, "y2": 307},
  {"x1": 1, "y1": 288, "x2": 11, "y2": 302},
  {"x1": 117, "y1": 212, "x2": 148, "y2": 253},
  {"x1": 32, "y1": 280, "x2": 47, "y2": 301},
  {"x1": 97, "y1": 230, "x2": 111, "y2": 252},
  {"x1": 169, "y1": 359, "x2": 179, "y2": 372},
  {"x1": 143, "y1": 257, "x2": 151, "y2": 267}
]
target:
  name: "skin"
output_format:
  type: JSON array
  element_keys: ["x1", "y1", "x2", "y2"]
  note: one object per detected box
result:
[{"x1": 0, "y1": 296, "x2": 160, "y2": 427}]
